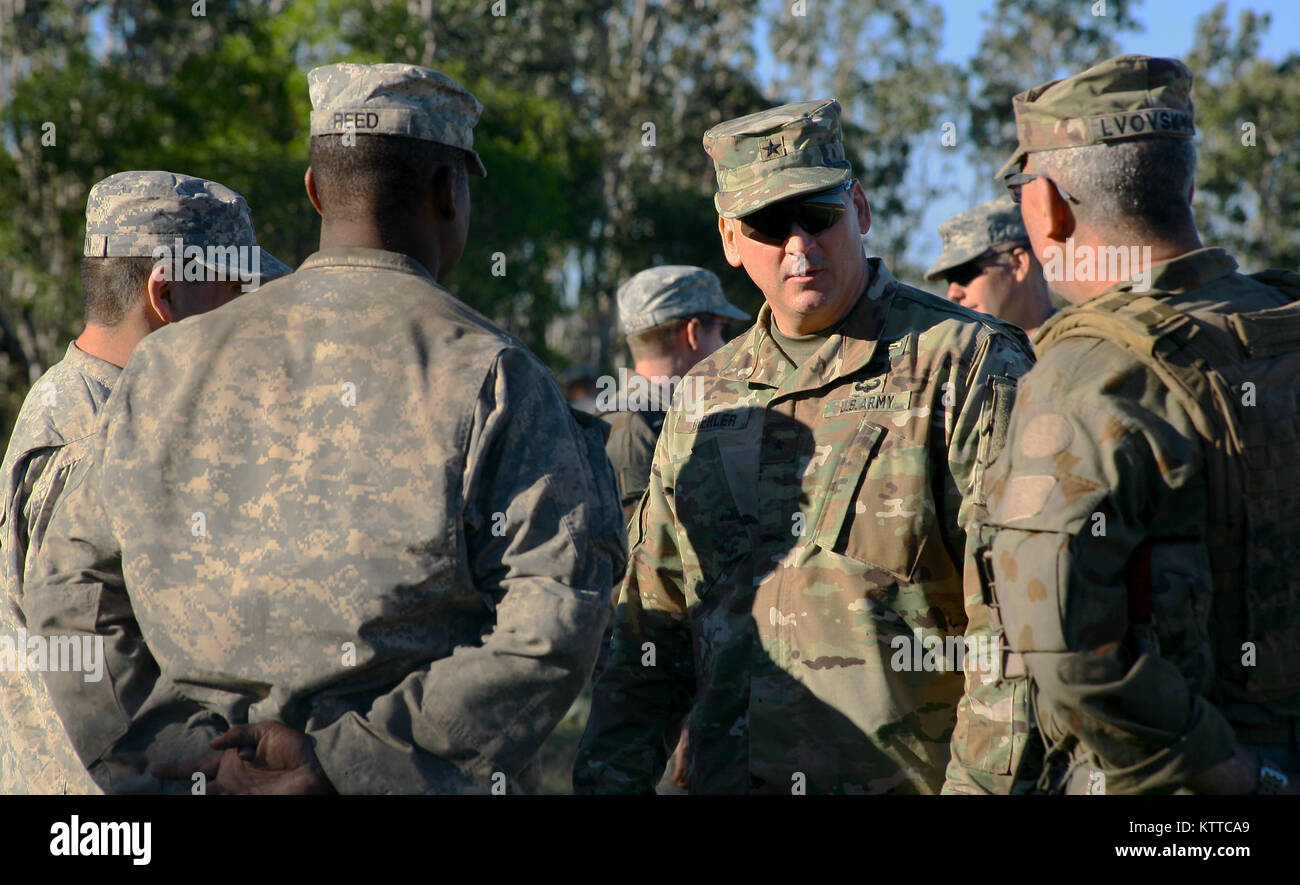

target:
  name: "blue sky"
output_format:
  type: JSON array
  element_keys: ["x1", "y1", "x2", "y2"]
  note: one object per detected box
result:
[
  {"x1": 938, "y1": 0, "x2": 1299, "y2": 65},
  {"x1": 903, "y1": 0, "x2": 1299, "y2": 274}
]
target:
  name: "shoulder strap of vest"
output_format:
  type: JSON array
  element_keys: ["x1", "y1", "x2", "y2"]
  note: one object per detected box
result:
[{"x1": 1036, "y1": 289, "x2": 1235, "y2": 448}]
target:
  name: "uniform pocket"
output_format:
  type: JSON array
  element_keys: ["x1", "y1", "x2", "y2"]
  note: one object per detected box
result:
[
  {"x1": 672, "y1": 435, "x2": 749, "y2": 595},
  {"x1": 1146, "y1": 539, "x2": 1214, "y2": 693},
  {"x1": 812, "y1": 417, "x2": 933, "y2": 584}
]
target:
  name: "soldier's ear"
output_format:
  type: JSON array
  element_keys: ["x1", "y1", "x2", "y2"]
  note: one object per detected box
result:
[
  {"x1": 431, "y1": 163, "x2": 459, "y2": 221},
  {"x1": 304, "y1": 167, "x2": 324, "y2": 216},
  {"x1": 1011, "y1": 247, "x2": 1033, "y2": 282},
  {"x1": 718, "y1": 216, "x2": 743, "y2": 267},
  {"x1": 851, "y1": 181, "x2": 871, "y2": 237},
  {"x1": 145, "y1": 262, "x2": 176, "y2": 324}
]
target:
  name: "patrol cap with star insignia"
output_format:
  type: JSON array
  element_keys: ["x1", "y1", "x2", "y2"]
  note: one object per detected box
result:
[
  {"x1": 617, "y1": 265, "x2": 750, "y2": 335},
  {"x1": 703, "y1": 99, "x2": 852, "y2": 219},
  {"x1": 308, "y1": 62, "x2": 487, "y2": 177},
  {"x1": 995, "y1": 54, "x2": 1196, "y2": 181},
  {"x1": 924, "y1": 196, "x2": 1028, "y2": 281},
  {"x1": 83, "y1": 170, "x2": 292, "y2": 282}
]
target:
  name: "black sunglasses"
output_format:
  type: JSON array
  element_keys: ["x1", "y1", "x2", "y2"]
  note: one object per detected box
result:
[
  {"x1": 1003, "y1": 171, "x2": 1077, "y2": 205},
  {"x1": 738, "y1": 180, "x2": 853, "y2": 243},
  {"x1": 945, "y1": 247, "x2": 1021, "y2": 286},
  {"x1": 945, "y1": 260, "x2": 996, "y2": 288}
]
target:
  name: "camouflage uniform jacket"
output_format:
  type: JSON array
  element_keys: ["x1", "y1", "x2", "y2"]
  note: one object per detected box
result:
[
  {"x1": 24, "y1": 247, "x2": 625, "y2": 794},
  {"x1": 603, "y1": 401, "x2": 666, "y2": 522},
  {"x1": 0, "y1": 343, "x2": 112, "y2": 794},
  {"x1": 984, "y1": 248, "x2": 1300, "y2": 793},
  {"x1": 575, "y1": 258, "x2": 1036, "y2": 794}
]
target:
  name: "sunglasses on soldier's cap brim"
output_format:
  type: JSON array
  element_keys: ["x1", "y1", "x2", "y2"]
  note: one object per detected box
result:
[{"x1": 738, "y1": 180, "x2": 854, "y2": 244}]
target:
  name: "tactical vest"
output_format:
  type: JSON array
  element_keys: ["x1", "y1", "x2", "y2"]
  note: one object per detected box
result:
[{"x1": 1036, "y1": 269, "x2": 1300, "y2": 704}]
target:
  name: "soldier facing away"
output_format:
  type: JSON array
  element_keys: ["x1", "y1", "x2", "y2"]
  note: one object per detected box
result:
[
  {"x1": 982, "y1": 54, "x2": 1300, "y2": 794},
  {"x1": 0, "y1": 171, "x2": 289, "y2": 794},
  {"x1": 25, "y1": 63, "x2": 625, "y2": 794},
  {"x1": 925, "y1": 196, "x2": 1056, "y2": 340},
  {"x1": 575, "y1": 98, "x2": 1038, "y2": 794}
]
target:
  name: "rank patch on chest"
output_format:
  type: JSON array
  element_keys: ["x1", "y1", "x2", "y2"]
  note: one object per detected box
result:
[{"x1": 823, "y1": 389, "x2": 912, "y2": 418}]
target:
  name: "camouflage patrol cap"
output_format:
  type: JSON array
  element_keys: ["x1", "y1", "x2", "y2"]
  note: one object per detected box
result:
[
  {"x1": 308, "y1": 62, "x2": 487, "y2": 177},
  {"x1": 618, "y1": 265, "x2": 749, "y2": 335},
  {"x1": 924, "y1": 196, "x2": 1028, "y2": 281},
  {"x1": 703, "y1": 99, "x2": 852, "y2": 219},
  {"x1": 83, "y1": 171, "x2": 292, "y2": 282},
  {"x1": 995, "y1": 54, "x2": 1195, "y2": 181}
]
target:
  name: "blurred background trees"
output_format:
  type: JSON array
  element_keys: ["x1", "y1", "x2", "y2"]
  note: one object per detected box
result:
[
  {"x1": 2, "y1": 0, "x2": 1296, "y2": 452},
  {"x1": 1, "y1": 0, "x2": 1296, "y2": 794}
]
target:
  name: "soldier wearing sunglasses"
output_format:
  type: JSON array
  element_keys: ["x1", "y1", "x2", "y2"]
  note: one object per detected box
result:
[
  {"x1": 925, "y1": 197, "x2": 1056, "y2": 340},
  {"x1": 577, "y1": 99, "x2": 1040, "y2": 795}
]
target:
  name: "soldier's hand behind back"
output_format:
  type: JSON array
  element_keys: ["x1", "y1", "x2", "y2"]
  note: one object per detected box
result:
[{"x1": 155, "y1": 721, "x2": 336, "y2": 795}]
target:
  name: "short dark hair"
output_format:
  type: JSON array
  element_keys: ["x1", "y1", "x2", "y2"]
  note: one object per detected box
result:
[
  {"x1": 309, "y1": 133, "x2": 467, "y2": 226},
  {"x1": 627, "y1": 314, "x2": 724, "y2": 362},
  {"x1": 80, "y1": 255, "x2": 157, "y2": 327},
  {"x1": 1035, "y1": 138, "x2": 1198, "y2": 242}
]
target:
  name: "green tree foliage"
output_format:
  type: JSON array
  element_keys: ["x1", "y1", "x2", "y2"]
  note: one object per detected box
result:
[
  {"x1": 964, "y1": 0, "x2": 1140, "y2": 186},
  {"x1": 1186, "y1": 3, "x2": 1300, "y2": 270},
  {"x1": 757, "y1": 0, "x2": 959, "y2": 278}
]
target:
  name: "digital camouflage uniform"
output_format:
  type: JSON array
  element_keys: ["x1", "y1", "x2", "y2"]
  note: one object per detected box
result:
[
  {"x1": 576, "y1": 101, "x2": 1038, "y2": 794},
  {"x1": 25, "y1": 65, "x2": 624, "y2": 794},
  {"x1": 982, "y1": 55, "x2": 1300, "y2": 793},
  {"x1": 924, "y1": 196, "x2": 1030, "y2": 282},
  {"x1": 0, "y1": 345, "x2": 117, "y2": 795},
  {"x1": 605, "y1": 265, "x2": 748, "y2": 520},
  {"x1": 0, "y1": 171, "x2": 287, "y2": 794}
]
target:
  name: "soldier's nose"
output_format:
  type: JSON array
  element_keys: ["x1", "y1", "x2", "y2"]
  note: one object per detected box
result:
[
  {"x1": 786, "y1": 223, "x2": 818, "y2": 252},
  {"x1": 947, "y1": 282, "x2": 964, "y2": 304}
]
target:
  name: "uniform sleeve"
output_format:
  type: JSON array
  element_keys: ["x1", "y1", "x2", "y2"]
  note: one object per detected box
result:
[
  {"x1": 574, "y1": 421, "x2": 695, "y2": 794},
  {"x1": 980, "y1": 362, "x2": 1236, "y2": 793},
  {"x1": 21, "y1": 418, "x2": 214, "y2": 792},
  {"x1": 0, "y1": 444, "x2": 104, "y2": 794},
  {"x1": 940, "y1": 329, "x2": 1041, "y2": 795},
  {"x1": 307, "y1": 347, "x2": 621, "y2": 793}
]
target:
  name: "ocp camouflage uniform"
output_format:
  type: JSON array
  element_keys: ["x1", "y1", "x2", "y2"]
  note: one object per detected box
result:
[
  {"x1": 577, "y1": 259, "x2": 1037, "y2": 793},
  {"x1": 984, "y1": 250, "x2": 1300, "y2": 792},
  {"x1": 982, "y1": 54, "x2": 1300, "y2": 793}
]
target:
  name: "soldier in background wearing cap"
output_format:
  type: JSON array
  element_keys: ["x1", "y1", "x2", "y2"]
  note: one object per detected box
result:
[
  {"x1": 596, "y1": 264, "x2": 747, "y2": 791},
  {"x1": 577, "y1": 99, "x2": 1038, "y2": 794},
  {"x1": 606, "y1": 265, "x2": 748, "y2": 522},
  {"x1": 27, "y1": 63, "x2": 624, "y2": 794},
  {"x1": 925, "y1": 196, "x2": 1056, "y2": 340},
  {"x1": 0, "y1": 171, "x2": 288, "y2": 794},
  {"x1": 981, "y1": 54, "x2": 1300, "y2": 793}
]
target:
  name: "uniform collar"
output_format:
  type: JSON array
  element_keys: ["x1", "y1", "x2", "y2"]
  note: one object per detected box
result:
[
  {"x1": 718, "y1": 256, "x2": 896, "y2": 391},
  {"x1": 297, "y1": 247, "x2": 438, "y2": 281},
  {"x1": 64, "y1": 341, "x2": 122, "y2": 390},
  {"x1": 1098, "y1": 246, "x2": 1239, "y2": 298}
]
